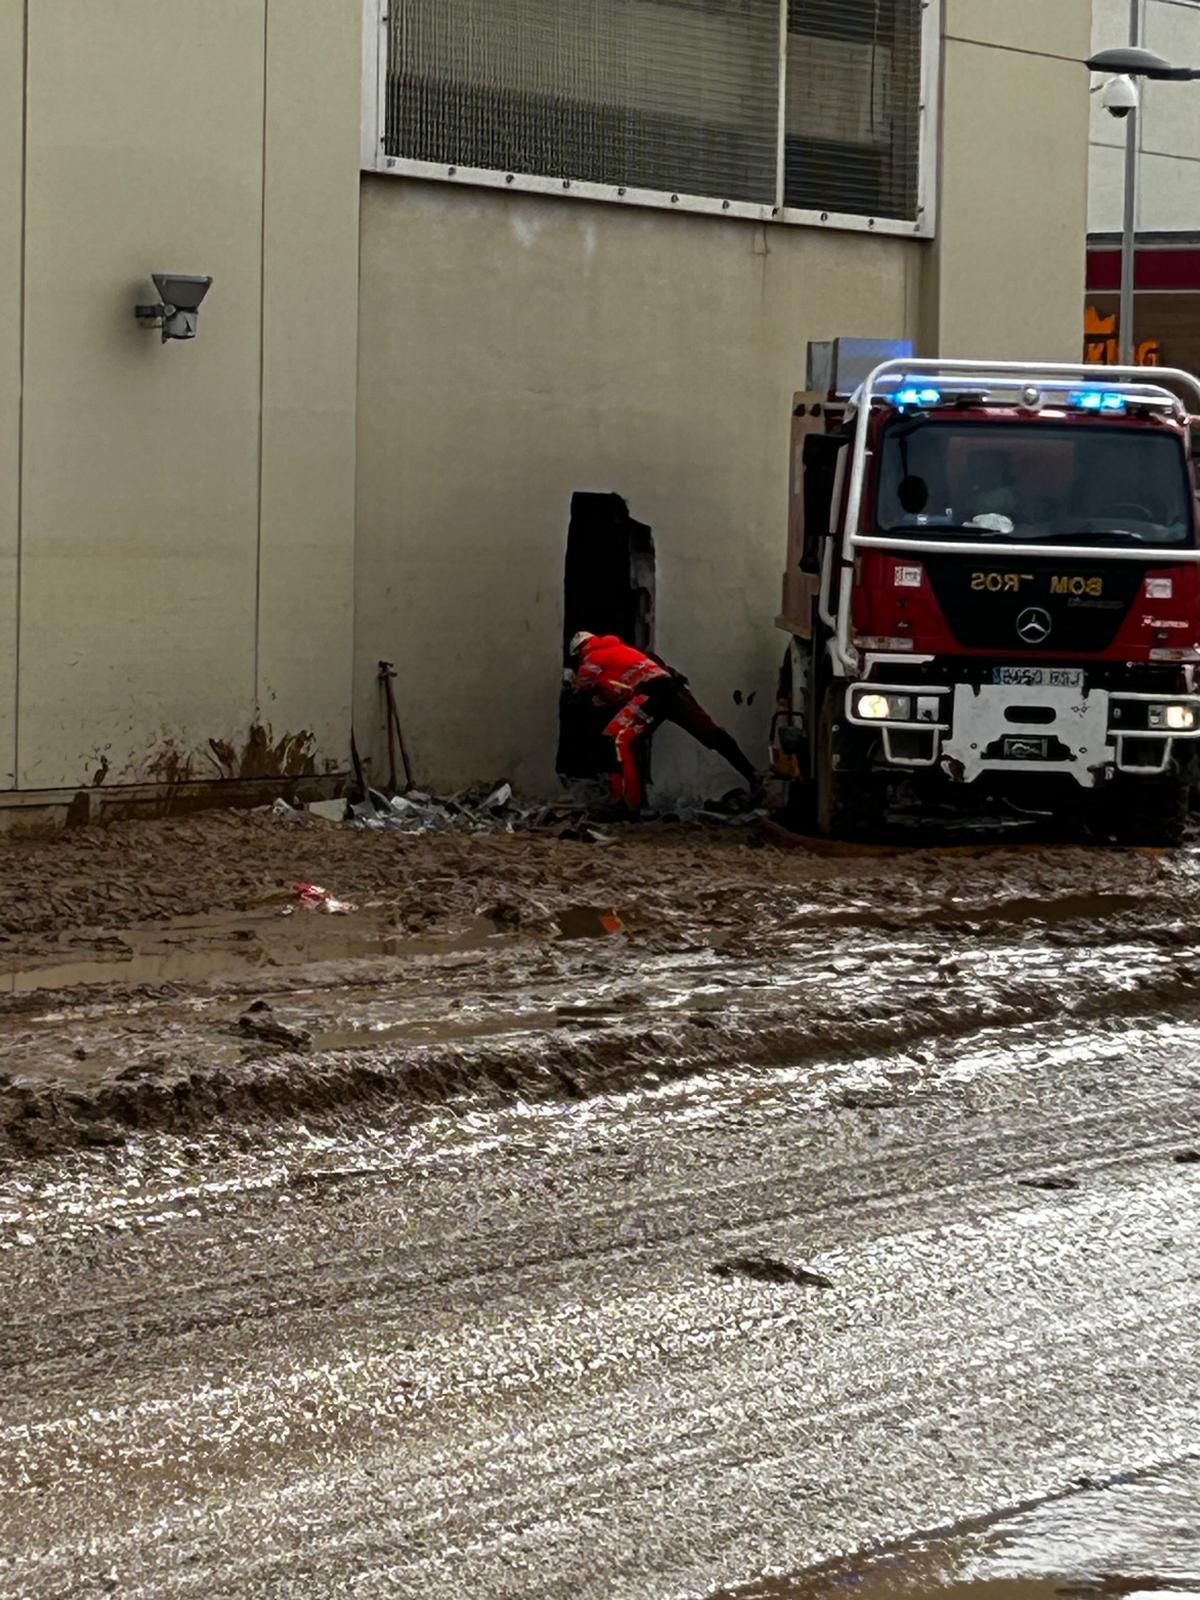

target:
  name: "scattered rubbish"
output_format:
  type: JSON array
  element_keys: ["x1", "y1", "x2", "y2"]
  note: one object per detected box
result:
[
  {"x1": 293, "y1": 883, "x2": 357, "y2": 915},
  {"x1": 236, "y1": 1006, "x2": 312, "y2": 1052},
  {"x1": 271, "y1": 797, "x2": 303, "y2": 822},
  {"x1": 1020, "y1": 1174, "x2": 1080, "y2": 1191},
  {"x1": 555, "y1": 906, "x2": 624, "y2": 940},
  {"x1": 1173, "y1": 1149, "x2": 1200, "y2": 1165},
  {"x1": 709, "y1": 1252, "x2": 834, "y2": 1289},
  {"x1": 306, "y1": 799, "x2": 348, "y2": 823}
]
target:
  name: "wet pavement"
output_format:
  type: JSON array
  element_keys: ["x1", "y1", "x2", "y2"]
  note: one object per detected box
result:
[
  {"x1": 731, "y1": 1460, "x2": 1200, "y2": 1598},
  {"x1": 0, "y1": 811, "x2": 1198, "y2": 1597}
]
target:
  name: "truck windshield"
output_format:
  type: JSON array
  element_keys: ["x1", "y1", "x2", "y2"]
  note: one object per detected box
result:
[{"x1": 876, "y1": 420, "x2": 1194, "y2": 546}]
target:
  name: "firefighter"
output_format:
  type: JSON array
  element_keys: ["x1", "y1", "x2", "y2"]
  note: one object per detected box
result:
[{"x1": 566, "y1": 632, "x2": 759, "y2": 814}]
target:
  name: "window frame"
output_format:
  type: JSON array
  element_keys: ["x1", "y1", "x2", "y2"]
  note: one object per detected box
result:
[{"x1": 360, "y1": 0, "x2": 940, "y2": 239}]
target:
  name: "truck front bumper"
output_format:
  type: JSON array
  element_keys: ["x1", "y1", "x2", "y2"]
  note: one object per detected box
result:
[{"x1": 844, "y1": 681, "x2": 1200, "y2": 787}]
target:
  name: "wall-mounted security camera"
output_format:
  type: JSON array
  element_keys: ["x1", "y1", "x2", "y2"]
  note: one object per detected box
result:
[
  {"x1": 135, "y1": 274, "x2": 213, "y2": 342},
  {"x1": 1100, "y1": 74, "x2": 1140, "y2": 118}
]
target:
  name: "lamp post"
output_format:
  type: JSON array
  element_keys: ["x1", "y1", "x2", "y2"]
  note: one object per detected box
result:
[{"x1": 1087, "y1": 35, "x2": 1200, "y2": 365}]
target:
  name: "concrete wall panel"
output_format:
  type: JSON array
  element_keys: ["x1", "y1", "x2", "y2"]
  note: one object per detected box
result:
[
  {"x1": 355, "y1": 180, "x2": 918, "y2": 798},
  {"x1": 945, "y1": 0, "x2": 1092, "y2": 59},
  {"x1": 257, "y1": 0, "x2": 360, "y2": 770},
  {"x1": 937, "y1": 41, "x2": 1089, "y2": 360},
  {"x1": 1142, "y1": 2, "x2": 1200, "y2": 161},
  {"x1": 0, "y1": 0, "x2": 22, "y2": 790},
  {"x1": 1088, "y1": 140, "x2": 1127, "y2": 236},
  {"x1": 18, "y1": 0, "x2": 266, "y2": 790}
]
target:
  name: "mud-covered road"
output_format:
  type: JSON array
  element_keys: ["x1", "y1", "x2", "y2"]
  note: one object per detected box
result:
[{"x1": 1, "y1": 810, "x2": 1198, "y2": 1598}]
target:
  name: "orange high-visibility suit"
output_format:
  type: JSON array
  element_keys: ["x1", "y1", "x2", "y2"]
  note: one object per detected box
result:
[{"x1": 571, "y1": 635, "x2": 756, "y2": 811}]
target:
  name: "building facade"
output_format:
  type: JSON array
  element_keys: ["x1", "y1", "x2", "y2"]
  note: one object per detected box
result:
[
  {"x1": 1087, "y1": 0, "x2": 1200, "y2": 369},
  {"x1": 0, "y1": 0, "x2": 1092, "y2": 823}
]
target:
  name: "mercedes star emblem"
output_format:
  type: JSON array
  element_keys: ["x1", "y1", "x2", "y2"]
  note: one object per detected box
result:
[{"x1": 1016, "y1": 606, "x2": 1052, "y2": 645}]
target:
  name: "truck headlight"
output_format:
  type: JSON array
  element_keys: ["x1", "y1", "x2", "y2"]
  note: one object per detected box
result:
[
  {"x1": 1149, "y1": 703, "x2": 1197, "y2": 730},
  {"x1": 855, "y1": 692, "x2": 912, "y2": 722}
]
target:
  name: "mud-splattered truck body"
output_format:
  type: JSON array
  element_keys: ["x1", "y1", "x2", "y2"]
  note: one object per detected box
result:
[{"x1": 773, "y1": 356, "x2": 1200, "y2": 844}]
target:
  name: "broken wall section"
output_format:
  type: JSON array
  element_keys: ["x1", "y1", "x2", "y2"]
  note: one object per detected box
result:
[{"x1": 354, "y1": 180, "x2": 921, "y2": 800}]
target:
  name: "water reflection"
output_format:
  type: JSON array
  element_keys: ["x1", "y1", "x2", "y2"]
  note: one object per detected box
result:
[{"x1": 714, "y1": 1462, "x2": 1200, "y2": 1599}]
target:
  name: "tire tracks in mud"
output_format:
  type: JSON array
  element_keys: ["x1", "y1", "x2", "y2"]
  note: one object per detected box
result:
[
  {"x1": 3, "y1": 1148, "x2": 1198, "y2": 1600},
  {"x1": 2, "y1": 929, "x2": 1200, "y2": 1161},
  {"x1": 1, "y1": 1014, "x2": 1196, "y2": 1384}
]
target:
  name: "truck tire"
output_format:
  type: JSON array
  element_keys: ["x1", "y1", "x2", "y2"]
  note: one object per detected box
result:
[
  {"x1": 1096, "y1": 773, "x2": 1190, "y2": 848},
  {"x1": 814, "y1": 693, "x2": 887, "y2": 841}
]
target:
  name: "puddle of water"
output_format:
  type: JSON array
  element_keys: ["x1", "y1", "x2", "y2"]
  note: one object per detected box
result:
[
  {"x1": 713, "y1": 1462, "x2": 1200, "y2": 1600},
  {"x1": 314, "y1": 1009, "x2": 561, "y2": 1051},
  {"x1": 0, "y1": 946, "x2": 271, "y2": 995},
  {"x1": 0, "y1": 913, "x2": 509, "y2": 996}
]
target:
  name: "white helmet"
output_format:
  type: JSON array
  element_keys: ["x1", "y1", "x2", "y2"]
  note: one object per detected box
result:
[{"x1": 568, "y1": 631, "x2": 595, "y2": 658}]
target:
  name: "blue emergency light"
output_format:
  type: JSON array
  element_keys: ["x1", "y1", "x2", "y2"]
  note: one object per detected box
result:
[
  {"x1": 1067, "y1": 389, "x2": 1127, "y2": 413},
  {"x1": 895, "y1": 386, "x2": 942, "y2": 409}
]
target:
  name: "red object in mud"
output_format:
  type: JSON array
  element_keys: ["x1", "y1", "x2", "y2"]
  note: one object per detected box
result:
[{"x1": 293, "y1": 883, "x2": 356, "y2": 915}]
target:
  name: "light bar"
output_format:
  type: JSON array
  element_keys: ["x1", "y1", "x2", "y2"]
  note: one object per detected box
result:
[
  {"x1": 895, "y1": 386, "x2": 942, "y2": 408},
  {"x1": 1067, "y1": 389, "x2": 1127, "y2": 413}
]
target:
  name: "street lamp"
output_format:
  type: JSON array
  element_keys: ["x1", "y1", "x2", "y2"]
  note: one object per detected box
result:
[{"x1": 1087, "y1": 33, "x2": 1200, "y2": 365}]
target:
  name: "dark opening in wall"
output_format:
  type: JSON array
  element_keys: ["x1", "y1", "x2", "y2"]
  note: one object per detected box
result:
[{"x1": 556, "y1": 493, "x2": 656, "y2": 785}]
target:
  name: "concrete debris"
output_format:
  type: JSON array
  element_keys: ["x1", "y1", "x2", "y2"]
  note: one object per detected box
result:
[
  {"x1": 710, "y1": 1253, "x2": 834, "y2": 1289},
  {"x1": 275, "y1": 778, "x2": 763, "y2": 840},
  {"x1": 349, "y1": 782, "x2": 546, "y2": 837},
  {"x1": 837, "y1": 1086, "x2": 902, "y2": 1110},
  {"x1": 236, "y1": 1007, "x2": 313, "y2": 1052},
  {"x1": 306, "y1": 799, "x2": 349, "y2": 823}
]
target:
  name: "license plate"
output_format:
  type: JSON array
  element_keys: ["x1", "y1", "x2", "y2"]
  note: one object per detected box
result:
[
  {"x1": 1003, "y1": 736, "x2": 1049, "y2": 760},
  {"x1": 992, "y1": 667, "x2": 1084, "y2": 688}
]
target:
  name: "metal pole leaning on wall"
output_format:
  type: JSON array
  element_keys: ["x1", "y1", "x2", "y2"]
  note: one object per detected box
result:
[{"x1": 377, "y1": 660, "x2": 415, "y2": 794}]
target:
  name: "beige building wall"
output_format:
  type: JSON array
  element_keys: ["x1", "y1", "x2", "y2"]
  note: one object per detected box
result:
[
  {"x1": 0, "y1": 0, "x2": 22, "y2": 791},
  {"x1": 932, "y1": 0, "x2": 1092, "y2": 360},
  {"x1": 353, "y1": 2, "x2": 1096, "y2": 800},
  {"x1": 0, "y1": 0, "x2": 1096, "y2": 811},
  {"x1": 355, "y1": 183, "x2": 922, "y2": 798},
  {"x1": 5, "y1": 0, "x2": 359, "y2": 797}
]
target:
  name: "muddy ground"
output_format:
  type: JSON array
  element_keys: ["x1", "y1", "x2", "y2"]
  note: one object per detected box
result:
[{"x1": 0, "y1": 808, "x2": 1198, "y2": 1598}]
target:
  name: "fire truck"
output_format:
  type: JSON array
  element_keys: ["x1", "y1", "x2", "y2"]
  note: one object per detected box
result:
[{"x1": 772, "y1": 352, "x2": 1200, "y2": 845}]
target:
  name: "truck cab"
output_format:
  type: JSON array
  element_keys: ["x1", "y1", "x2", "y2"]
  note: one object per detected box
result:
[{"x1": 773, "y1": 356, "x2": 1200, "y2": 844}]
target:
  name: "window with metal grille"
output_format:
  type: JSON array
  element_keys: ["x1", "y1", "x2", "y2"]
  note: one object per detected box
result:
[
  {"x1": 784, "y1": 0, "x2": 922, "y2": 220},
  {"x1": 378, "y1": 0, "x2": 929, "y2": 229}
]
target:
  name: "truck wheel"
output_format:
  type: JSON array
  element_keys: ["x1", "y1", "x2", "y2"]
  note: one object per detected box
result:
[
  {"x1": 1096, "y1": 774, "x2": 1190, "y2": 848},
  {"x1": 814, "y1": 694, "x2": 887, "y2": 841}
]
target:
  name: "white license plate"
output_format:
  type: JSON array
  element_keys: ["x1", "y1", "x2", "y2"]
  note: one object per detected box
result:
[{"x1": 992, "y1": 667, "x2": 1084, "y2": 688}]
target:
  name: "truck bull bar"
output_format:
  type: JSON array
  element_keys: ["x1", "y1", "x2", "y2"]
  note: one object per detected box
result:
[{"x1": 827, "y1": 358, "x2": 1200, "y2": 677}]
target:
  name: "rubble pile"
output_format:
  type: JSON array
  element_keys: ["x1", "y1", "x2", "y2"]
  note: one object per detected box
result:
[{"x1": 272, "y1": 781, "x2": 765, "y2": 839}]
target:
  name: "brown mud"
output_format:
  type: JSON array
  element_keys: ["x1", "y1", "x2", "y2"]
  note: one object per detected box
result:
[
  {"x1": 2, "y1": 808, "x2": 1200, "y2": 1598},
  {"x1": 1, "y1": 810, "x2": 1199, "y2": 1161}
]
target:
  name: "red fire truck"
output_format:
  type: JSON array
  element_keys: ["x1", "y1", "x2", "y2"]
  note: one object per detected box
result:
[{"x1": 772, "y1": 356, "x2": 1200, "y2": 845}]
